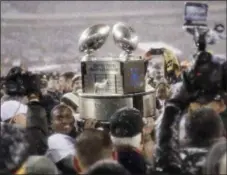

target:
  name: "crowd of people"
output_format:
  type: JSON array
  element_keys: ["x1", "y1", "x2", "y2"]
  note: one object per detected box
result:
[
  {"x1": 0, "y1": 47, "x2": 226, "y2": 175},
  {"x1": 1, "y1": 1, "x2": 227, "y2": 174}
]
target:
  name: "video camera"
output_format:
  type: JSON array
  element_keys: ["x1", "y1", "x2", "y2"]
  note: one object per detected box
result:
[
  {"x1": 184, "y1": 2, "x2": 208, "y2": 27},
  {"x1": 4, "y1": 67, "x2": 41, "y2": 96}
]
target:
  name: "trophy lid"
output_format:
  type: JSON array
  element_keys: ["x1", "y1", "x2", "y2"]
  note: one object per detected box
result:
[{"x1": 78, "y1": 24, "x2": 111, "y2": 54}]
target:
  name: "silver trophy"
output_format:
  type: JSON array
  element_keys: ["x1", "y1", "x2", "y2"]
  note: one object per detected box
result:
[
  {"x1": 78, "y1": 23, "x2": 156, "y2": 121},
  {"x1": 79, "y1": 24, "x2": 110, "y2": 61},
  {"x1": 112, "y1": 22, "x2": 139, "y2": 61}
]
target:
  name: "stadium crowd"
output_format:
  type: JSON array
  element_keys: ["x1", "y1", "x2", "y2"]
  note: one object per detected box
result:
[{"x1": 0, "y1": 51, "x2": 226, "y2": 175}]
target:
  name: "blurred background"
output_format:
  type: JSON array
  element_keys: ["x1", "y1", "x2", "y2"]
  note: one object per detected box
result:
[{"x1": 1, "y1": 1, "x2": 226, "y2": 75}]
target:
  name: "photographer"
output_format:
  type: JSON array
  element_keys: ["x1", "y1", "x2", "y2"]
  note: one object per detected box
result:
[
  {"x1": 154, "y1": 49, "x2": 227, "y2": 174},
  {"x1": 2, "y1": 66, "x2": 49, "y2": 155}
]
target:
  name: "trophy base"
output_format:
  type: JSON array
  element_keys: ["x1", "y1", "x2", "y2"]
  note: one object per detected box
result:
[{"x1": 78, "y1": 86, "x2": 156, "y2": 121}]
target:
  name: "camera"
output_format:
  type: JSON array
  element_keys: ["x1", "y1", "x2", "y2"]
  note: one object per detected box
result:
[
  {"x1": 4, "y1": 67, "x2": 41, "y2": 96},
  {"x1": 183, "y1": 2, "x2": 226, "y2": 47},
  {"x1": 182, "y1": 51, "x2": 224, "y2": 97},
  {"x1": 184, "y1": 2, "x2": 208, "y2": 27}
]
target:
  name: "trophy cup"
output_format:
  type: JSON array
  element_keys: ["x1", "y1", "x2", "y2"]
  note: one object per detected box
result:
[
  {"x1": 78, "y1": 22, "x2": 156, "y2": 122},
  {"x1": 112, "y1": 22, "x2": 139, "y2": 61},
  {"x1": 78, "y1": 24, "x2": 110, "y2": 61}
]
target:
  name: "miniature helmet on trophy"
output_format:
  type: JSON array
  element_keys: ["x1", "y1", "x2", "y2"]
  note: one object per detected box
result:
[
  {"x1": 79, "y1": 24, "x2": 111, "y2": 61},
  {"x1": 112, "y1": 22, "x2": 139, "y2": 60}
]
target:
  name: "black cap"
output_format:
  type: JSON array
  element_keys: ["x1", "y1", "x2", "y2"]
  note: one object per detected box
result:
[{"x1": 110, "y1": 107, "x2": 144, "y2": 138}]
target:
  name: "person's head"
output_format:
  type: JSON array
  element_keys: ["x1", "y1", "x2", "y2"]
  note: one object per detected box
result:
[
  {"x1": 180, "y1": 60, "x2": 191, "y2": 72},
  {"x1": 110, "y1": 107, "x2": 144, "y2": 150},
  {"x1": 156, "y1": 82, "x2": 170, "y2": 100},
  {"x1": 59, "y1": 72, "x2": 75, "y2": 93},
  {"x1": 86, "y1": 160, "x2": 130, "y2": 175},
  {"x1": 75, "y1": 129, "x2": 112, "y2": 172},
  {"x1": 185, "y1": 107, "x2": 224, "y2": 146},
  {"x1": 51, "y1": 104, "x2": 75, "y2": 134},
  {"x1": 1, "y1": 100, "x2": 27, "y2": 127},
  {"x1": 211, "y1": 100, "x2": 226, "y2": 114},
  {"x1": 20, "y1": 156, "x2": 59, "y2": 175},
  {"x1": 204, "y1": 139, "x2": 227, "y2": 175},
  {"x1": 48, "y1": 76, "x2": 59, "y2": 92},
  {"x1": 72, "y1": 74, "x2": 82, "y2": 92},
  {"x1": 61, "y1": 92, "x2": 79, "y2": 114}
]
